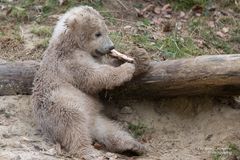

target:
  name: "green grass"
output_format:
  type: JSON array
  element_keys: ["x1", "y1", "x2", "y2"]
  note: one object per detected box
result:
[
  {"x1": 218, "y1": 16, "x2": 237, "y2": 26},
  {"x1": 110, "y1": 20, "x2": 204, "y2": 59},
  {"x1": 188, "y1": 17, "x2": 238, "y2": 55},
  {"x1": 167, "y1": 0, "x2": 209, "y2": 10},
  {"x1": 128, "y1": 122, "x2": 147, "y2": 138},
  {"x1": 130, "y1": 31, "x2": 202, "y2": 58},
  {"x1": 161, "y1": 34, "x2": 202, "y2": 58},
  {"x1": 109, "y1": 32, "x2": 131, "y2": 51},
  {"x1": 212, "y1": 143, "x2": 240, "y2": 160},
  {"x1": 1, "y1": 0, "x2": 239, "y2": 60},
  {"x1": 231, "y1": 28, "x2": 240, "y2": 43},
  {"x1": 35, "y1": 38, "x2": 50, "y2": 49},
  {"x1": 128, "y1": 18, "x2": 205, "y2": 58},
  {"x1": 4, "y1": 0, "x2": 105, "y2": 22},
  {"x1": 217, "y1": 0, "x2": 240, "y2": 13},
  {"x1": 13, "y1": 27, "x2": 23, "y2": 43},
  {"x1": 6, "y1": 0, "x2": 37, "y2": 21},
  {"x1": 99, "y1": 10, "x2": 116, "y2": 25},
  {"x1": 132, "y1": 3, "x2": 144, "y2": 9},
  {"x1": 228, "y1": 143, "x2": 240, "y2": 156},
  {"x1": 85, "y1": 0, "x2": 119, "y2": 25},
  {"x1": 202, "y1": 29, "x2": 234, "y2": 54},
  {"x1": 42, "y1": 0, "x2": 58, "y2": 14},
  {"x1": 9, "y1": 6, "x2": 28, "y2": 21},
  {"x1": 31, "y1": 25, "x2": 53, "y2": 37},
  {"x1": 0, "y1": 23, "x2": 23, "y2": 45},
  {"x1": 140, "y1": 19, "x2": 151, "y2": 27},
  {"x1": 131, "y1": 34, "x2": 155, "y2": 50},
  {"x1": 0, "y1": 31, "x2": 4, "y2": 37}
]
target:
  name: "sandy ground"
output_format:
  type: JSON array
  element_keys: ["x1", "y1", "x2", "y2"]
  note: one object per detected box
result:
[{"x1": 0, "y1": 96, "x2": 240, "y2": 160}]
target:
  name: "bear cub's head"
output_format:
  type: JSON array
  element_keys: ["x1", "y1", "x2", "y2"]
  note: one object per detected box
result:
[{"x1": 53, "y1": 6, "x2": 114, "y2": 57}]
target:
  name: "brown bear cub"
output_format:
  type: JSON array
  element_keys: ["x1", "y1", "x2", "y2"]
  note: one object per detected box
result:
[{"x1": 32, "y1": 6, "x2": 149, "y2": 160}]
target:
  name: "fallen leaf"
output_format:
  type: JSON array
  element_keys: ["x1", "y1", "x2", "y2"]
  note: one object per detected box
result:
[
  {"x1": 163, "y1": 22, "x2": 172, "y2": 32},
  {"x1": 216, "y1": 31, "x2": 225, "y2": 38},
  {"x1": 196, "y1": 13, "x2": 201, "y2": 17},
  {"x1": 123, "y1": 25, "x2": 132, "y2": 30},
  {"x1": 162, "y1": 4, "x2": 172, "y2": 13},
  {"x1": 176, "y1": 22, "x2": 182, "y2": 30},
  {"x1": 152, "y1": 31, "x2": 163, "y2": 40},
  {"x1": 161, "y1": 4, "x2": 172, "y2": 18},
  {"x1": 163, "y1": 14, "x2": 172, "y2": 19},
  {"x1": 194, "y1": 39, "x2": 205, "y2": 48},
  {"x1": 136, "y1": 4, "x2": 154, "y2": 17},
  {"x1": 207, "y1": 21, "x2": 215, "y2": 28},
  {"x1": 192, "y1": 5, "x2": 203, "y2": 14},
  {"x1": 154, "y1": 6, "x2": 161, "y2": 14},
  {"x1": 179, "y1": 11, "x2": 186, "y2": 18},
  {"x1": 142, "y1": 4, "x2": 154, "y2": 12},
  {"x1": 222, "y1": 27, "x2": 229, "y2": 33},
  {"x1": 152, "y1": 17, "x2": 161, "y2": 25}
]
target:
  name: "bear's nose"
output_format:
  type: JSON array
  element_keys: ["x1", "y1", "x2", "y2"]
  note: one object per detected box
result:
[{"x1": 108, "y1": 46, "x2": 115, "y2": 51}]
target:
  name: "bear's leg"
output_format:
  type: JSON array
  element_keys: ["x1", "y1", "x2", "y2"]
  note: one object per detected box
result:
[
  {"x1": 91, "y1": 115, "x2": 146, "y2": 155},
  {"x1": 60, "y1": 116, "x2": 104, "y2": 160},
  {"x1": 45, "y1": 87, "x2": 105, "y2": 160}
]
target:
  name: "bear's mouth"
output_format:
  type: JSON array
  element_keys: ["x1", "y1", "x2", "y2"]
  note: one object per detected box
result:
[{"x1": 95, "y1": 49, "x2": 108, "y2": 56}]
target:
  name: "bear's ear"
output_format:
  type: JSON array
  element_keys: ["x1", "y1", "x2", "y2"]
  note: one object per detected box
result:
[{"x1": 65, "y1": 15, "x2": 78, "y2": 30}]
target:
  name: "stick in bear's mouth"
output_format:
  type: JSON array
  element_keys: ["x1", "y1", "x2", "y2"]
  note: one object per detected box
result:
[{"x1": 110, "y1": 49, "x2": 134, "y2": 63}]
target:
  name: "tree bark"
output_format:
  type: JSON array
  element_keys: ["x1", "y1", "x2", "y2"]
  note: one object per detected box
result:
[
  {"x1": 107, "y1": 54, "x2": 240, "y2": 99},
  {"x1": 1, "y1": 54, "x2": 240, "y2": 97},
  {"x1": 0, "y1": 60, "x2": 39, "y2": 96}
]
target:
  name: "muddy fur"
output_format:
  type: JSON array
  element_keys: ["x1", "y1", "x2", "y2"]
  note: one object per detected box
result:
[{"x1": 32, "y1": 6, "x2": 147, "y2": 159}]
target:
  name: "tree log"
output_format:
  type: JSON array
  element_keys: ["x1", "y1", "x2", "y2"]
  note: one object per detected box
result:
[
  {"x1": 1, "y1": 54, "x2": 240, "y2": 97},
  {"x1": 108, "y1": 54, "x2": 240, "y2": 99},
  {"x1": 0, "y1": 60, "x2": 39, "y2": 96}
]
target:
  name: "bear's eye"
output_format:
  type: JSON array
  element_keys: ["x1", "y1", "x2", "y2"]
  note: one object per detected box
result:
[{"x1": 95, "y1": 32, "x2": 102, "y2": 38}]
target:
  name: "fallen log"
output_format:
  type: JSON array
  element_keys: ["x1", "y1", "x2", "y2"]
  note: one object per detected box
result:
[
  {"x1": 1, "y1": 54, "x2": 240, "y2": 97},
  {"x1": 0, "y1": 60, "x2": 39, "y2": 95},
  {"x1": 110, "y1": 54, "x2": 240, "y2": 99}
]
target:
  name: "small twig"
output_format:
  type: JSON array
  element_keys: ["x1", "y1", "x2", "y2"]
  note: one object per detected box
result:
[
  {"x1": 116, "y1": 0, "x2": 128, "y2": 10},
  {"x1": 110, "y1": 49, "x2": 134, "y2": 63},
  {"x1": 19, "y1": 25, "x2": 24, "y2": 41}
]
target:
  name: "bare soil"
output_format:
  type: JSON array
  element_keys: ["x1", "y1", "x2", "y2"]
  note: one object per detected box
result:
[{"x1": 1, "y1": 96, "x2": 240, "y2": 160}]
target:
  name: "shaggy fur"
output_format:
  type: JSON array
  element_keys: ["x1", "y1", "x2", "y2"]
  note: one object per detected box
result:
[{"x1": 32, "y1": 6, "x2": 148, "y2": 159}]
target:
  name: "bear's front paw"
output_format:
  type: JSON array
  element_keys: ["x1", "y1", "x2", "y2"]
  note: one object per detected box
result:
[
  {"x1": 126, "y1": 47, "x2": 151, "y2": 76},
  {"x1": 123, "y1": 62, "x2": 136, "y2": 74},
  {"x1": 120, "y1": 63, "x2": 136, "y2": 81},
  {"x1": 121, "y1": 140, "x2": 146, "y2": 156},
  {"x1": 131, "y1": 141, "x2": 146, "y2": 155}
]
